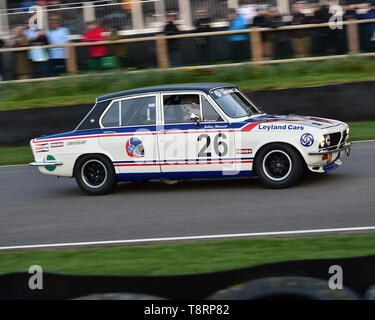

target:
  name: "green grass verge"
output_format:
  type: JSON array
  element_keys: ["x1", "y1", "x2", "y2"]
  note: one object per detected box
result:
[
  {"x1": 348, "y1": 121, "x2": 375, "y2": 141},
  {"x1": 0, "y1": 146, "x2": 33, "y2": 166},
  {"x1": 1, "y1": 56, "x2": 375, "y2": 111},
  {"x1": 0, "y1": 121, "x2": 373, "y2": 166},
  {"x1": 1, "y1": 234, "x2": 375, "y2": 275}
]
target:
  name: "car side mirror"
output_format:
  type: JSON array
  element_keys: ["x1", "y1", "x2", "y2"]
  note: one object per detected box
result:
[{"x1": 190, "y1": 113, "x2": 201, "y2": 126}]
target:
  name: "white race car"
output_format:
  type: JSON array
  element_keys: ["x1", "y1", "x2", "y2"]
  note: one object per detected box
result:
[{"x1": 30, "y1": 83, "x2": 351, "y2": 195}]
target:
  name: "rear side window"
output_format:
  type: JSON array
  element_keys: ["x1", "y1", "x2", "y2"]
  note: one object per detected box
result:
[
  {"x1": 121, "y1": 96, "x2": 156, "y2": 126},
  {"x1": 101, "y1": 96, "x2": 156, "y2": 128},
  {"x1": 101, "y1": 101, "x2": 120, "y2": 128}
]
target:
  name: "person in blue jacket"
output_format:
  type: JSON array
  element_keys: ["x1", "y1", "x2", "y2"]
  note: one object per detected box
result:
[
  {"x1": 227, "y1": 8, "x2": 250, "y2": 62},
  {"x1": 358, "y1": 1, "x2": 375, "y2": 51}
]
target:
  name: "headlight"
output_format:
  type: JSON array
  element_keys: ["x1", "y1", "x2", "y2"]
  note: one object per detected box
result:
[
  {"x1": 346, "y1": 128, "x2": 350, "y2": 142},
  {"x1": 319, "y1": 135, "x2": 331, "y2": 148}
]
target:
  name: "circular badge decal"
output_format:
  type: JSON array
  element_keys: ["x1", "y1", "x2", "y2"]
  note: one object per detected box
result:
[
  {"x1": 300, "y1": 133, "x2": 314, "y2": 147},
  {"x1": 126, "y1": 137, "x2": 144, "y2": 158},
  {"x1": 45, "y1": 155, "x2": 57, "y2": 172}
]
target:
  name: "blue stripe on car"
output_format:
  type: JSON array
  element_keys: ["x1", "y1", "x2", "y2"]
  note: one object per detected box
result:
[{"x1": 116, "y1": 170, "x2": 253, "y2": 180}]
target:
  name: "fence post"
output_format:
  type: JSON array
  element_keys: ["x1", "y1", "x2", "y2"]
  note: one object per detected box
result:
[
  {"x1": 65, "y1": 44, "x2": 78, "y2": 74},
  {"x1": 83, "y1": 1, "x2": 95, "y2": 23},
  {"x1": 155, "y1": 0, "x2": 166, "y2": 27},
  {"x1": 132, "y1": 0, "x2": 144, "y2": 30},
  {"x1": 277, "y1": 0, "x2": 290, "y2": 15},
  {"x1": 227, "y1": 0, "x2": 239, "y2": 9},
  {"x1": 156, "y1": 35, "x2": 169, "y2": 68},
  {"x1": 250, "y1": 28, "x2": 263, "y2": 61},
  {"x1": 0, "y1": 0, "x2": 9, "y2": 37},
  {"x1": 41, "y1": 6, "x2": 49, "y2": 31},
  {"x1": 178, "y1": 0, "x2": 193, "y2": 29},
  {"x1": 346, "y1": 21, "x2": 360, "y2": 54}
]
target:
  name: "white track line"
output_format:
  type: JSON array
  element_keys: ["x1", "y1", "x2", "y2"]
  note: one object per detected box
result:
[
  {"x1": 0, "y1": 164, "x2": 29, "y2": 168},
  {"x1": 1, "y1": 226, "x2": 375, "y2": 251},
  {"x1": 352, "y1": 139, "x2": 375, "y2": 143}
]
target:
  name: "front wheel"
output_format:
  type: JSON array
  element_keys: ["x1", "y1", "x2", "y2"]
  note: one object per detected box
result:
[
  {"x1": 254, "y1": 143, "x2": 303, "y2": 189},
  {"x1": 74, "y1": 155, "x2": 116, "y2": 195}
]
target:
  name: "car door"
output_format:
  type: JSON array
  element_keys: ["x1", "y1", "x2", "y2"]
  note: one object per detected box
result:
[
  {"x1": 98, "y1": 94, "x2": 161, "y2": 179},
  {"x1": 157, "y1": 91, "x2": 238, "y2": 179}
]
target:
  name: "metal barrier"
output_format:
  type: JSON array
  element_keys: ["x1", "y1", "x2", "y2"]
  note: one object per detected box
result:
[
  {"x1": 1, "y1": 0, "x2": 372, "y2": 38},
  {"x1": 0, "y1": 0, "x2": 238, "y2": 36},
  {"x1": 0, "y1": 17, "x2": 374, "y2": 79}
]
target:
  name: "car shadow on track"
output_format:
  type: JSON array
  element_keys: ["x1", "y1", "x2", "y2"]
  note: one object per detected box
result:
[
  {"x1": 111, "y1": 171, "x2": 347, "y2": 195},
  {"x1": 54, "y1": 170, "x2": 349, "y2": 197}
]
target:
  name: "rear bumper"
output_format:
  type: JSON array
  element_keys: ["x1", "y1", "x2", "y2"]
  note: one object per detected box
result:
[{"x1": 29, "y1": 161, "x2": 63, "y2": 166}]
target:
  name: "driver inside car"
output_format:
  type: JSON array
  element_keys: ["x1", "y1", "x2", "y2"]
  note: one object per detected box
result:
[{"x1": 179, "y1": 95, "x2": 200, "y2": 122}]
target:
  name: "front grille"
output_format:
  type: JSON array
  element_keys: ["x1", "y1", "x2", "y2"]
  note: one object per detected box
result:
[{"x1": 329, "y1": 132, "x2": 341, "y2": 147}]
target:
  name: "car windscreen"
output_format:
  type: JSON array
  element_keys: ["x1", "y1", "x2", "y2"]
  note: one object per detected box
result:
[{"x1": 210, "y1": 87, "x2": 262, "y2": 118}]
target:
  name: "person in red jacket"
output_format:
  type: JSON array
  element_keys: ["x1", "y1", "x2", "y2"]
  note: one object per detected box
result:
[{"x1": 82, "y1": 21, "x2": 108, "y2": 69}]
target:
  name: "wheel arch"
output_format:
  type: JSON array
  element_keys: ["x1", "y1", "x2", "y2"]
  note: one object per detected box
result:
[
  {"x1": 73, "y1": 153, "x2": 115, "y2": 178},
  {"x1": 253, "y1": 141, "x2": 307, "y2": 175}
]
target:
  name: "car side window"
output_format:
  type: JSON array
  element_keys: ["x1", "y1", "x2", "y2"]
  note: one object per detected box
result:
[
  {"x1": 163, "y1": 94, "x2": 201, "y2": 124},
  {"x1": 202, "y1": 97, "x2": 223, "y2": 122},
  {"x1": 102, "y1": 101, "x2": 120, "y2": 128},
  {"x1": 121, "y1": 96, "x2": 156, "y2": 126}
]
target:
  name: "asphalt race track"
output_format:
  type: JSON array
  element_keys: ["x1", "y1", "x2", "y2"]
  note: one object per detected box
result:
[{"x1": 0, "y1": 141, "x2": 374, "y2": 249}]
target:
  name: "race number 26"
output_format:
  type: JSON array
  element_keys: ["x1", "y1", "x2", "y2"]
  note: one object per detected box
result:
[{"x1": 198, "y1": 133, "x2": 228, "y2": 157}]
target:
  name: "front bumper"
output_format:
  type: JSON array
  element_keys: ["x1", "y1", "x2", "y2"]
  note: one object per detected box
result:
[
  {"x1": 308, "y1": 142, "x2": 352, "y2": 156},
  {"x1": 307, "y1": 142, "x2": 351, "y2": 173}
]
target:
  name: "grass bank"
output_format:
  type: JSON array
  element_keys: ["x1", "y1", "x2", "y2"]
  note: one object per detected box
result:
[
  {"x1": 0, "y1": 146, "x2": 33, "y2": 166},
  {"x1": 0, "y1": 121, "x2": 373, "y2": 166},
  {"x1": 0, "y1": 234, "x2": 374, "y2": 275},
  {"x1": 1, "y1": 57, "x2": 375, "y2": 111}
]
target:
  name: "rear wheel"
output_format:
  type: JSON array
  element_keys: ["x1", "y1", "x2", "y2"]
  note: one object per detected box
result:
[
  {"x1": 254, "y1": 143, "x2": 303, "y2": 189},
  {"x1": 74, "y1": 155, "x2": 116, "y2": 195}
]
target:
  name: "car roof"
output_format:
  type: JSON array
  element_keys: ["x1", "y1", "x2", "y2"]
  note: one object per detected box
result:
[{"x1": 96, "y1": 83, "x2": 235, "y2": 102}]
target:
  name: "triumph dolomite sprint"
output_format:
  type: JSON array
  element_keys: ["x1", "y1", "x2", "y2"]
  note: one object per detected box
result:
[{"x1": 30, "y1": 83, "x2": 352, "y2": 195}]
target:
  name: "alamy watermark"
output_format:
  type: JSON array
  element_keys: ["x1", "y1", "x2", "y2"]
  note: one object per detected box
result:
[
  {"x1": 328, "y1": 264, "x2": 343, "y2": 290},
  {"x1": 28, "y1": 265, "x2": 43, "y2": 290},
  {"x1": 28, "y1": 5, "x2": 43, "y2": 30},
  {"x1": 329, "y1": 5, "x2": 344, "y2": 30}
]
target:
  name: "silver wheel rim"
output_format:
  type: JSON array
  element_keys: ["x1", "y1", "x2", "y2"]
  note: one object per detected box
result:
[
  {"x1": 81, "y1": 159, "x2": 108, "y2": 189},
  {"x1": 262, "y1": 150, "x2": 292, "y2": 181}
]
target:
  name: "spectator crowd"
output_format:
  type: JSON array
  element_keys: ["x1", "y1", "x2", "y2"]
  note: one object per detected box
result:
[{"x1": 1, "y1": 0, "x2": 375, "y2": 80}]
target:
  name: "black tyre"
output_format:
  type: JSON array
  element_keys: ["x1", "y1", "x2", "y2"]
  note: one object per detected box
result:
[
  {"x1": 254, "y1": 143, "x2": 303, "y2": 189},
  {"x1": 74, "y1": 155, "x2": 116, "y2": 195}
]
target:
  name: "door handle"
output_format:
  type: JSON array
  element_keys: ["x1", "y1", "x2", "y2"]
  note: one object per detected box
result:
[{"x1": 103, "y1": 131, "x2": 116, "y2": 134}]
